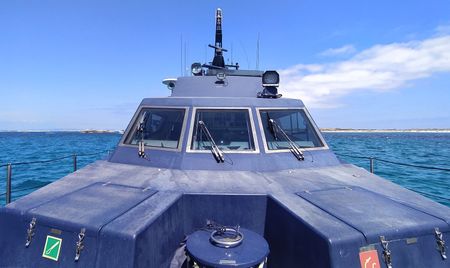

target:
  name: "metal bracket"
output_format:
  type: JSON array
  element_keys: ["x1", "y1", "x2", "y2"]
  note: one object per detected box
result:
[
  {"x1": 74, "y1": 228, "x2": 86, "y2": 261},
  {"x1": 435, "y1": 228, "x2": 447, "y2": 260},
  {"x1": 25, "y1": 218, "x2": 36, "y2": 247},
  {"x1": 380, "y1": 236, "x2": 393, "y2": 268}
]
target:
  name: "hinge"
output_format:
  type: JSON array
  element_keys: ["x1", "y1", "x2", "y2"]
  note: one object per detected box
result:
[
  {"x1": 74, "y1": 228, "x2": 86, "y2": 261},
  {"x1": 435, "y1": 228, "x2": 447, "y2": 260},
  {"x1": 25, "y1": 218, "x2": 36, "y2": 247},
  {"x1": 380, "y1": 236, "x2": 393, "y2": 268}
]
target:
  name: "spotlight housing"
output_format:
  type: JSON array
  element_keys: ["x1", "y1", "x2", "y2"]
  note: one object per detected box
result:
[
  {"x1": 191, "y1": 63, "x2": 203, "y2": 76},
  {"x1": 162, "y1": 78, "x2": 177, "y2": 91},
  {"x1": 262, "y1": 71, "x2": 280, "y2": 87},
  {"x1": 258, "y1": 70, "x2": 282, "y2": 98}
]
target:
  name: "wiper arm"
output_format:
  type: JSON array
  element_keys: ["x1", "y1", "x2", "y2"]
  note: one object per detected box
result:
[
  {"x1": 268, "y1": 119, "x2": 304, "y2": 161},
  {"x1": 137, "y1": 112, "x2": 148, "y2": 158},
  {"x1": 198, "y1": 120, "x2": 225, "y2": 163}
]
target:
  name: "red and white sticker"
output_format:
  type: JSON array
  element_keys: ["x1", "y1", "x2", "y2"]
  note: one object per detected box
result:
[{"x1": 359, "y1": 249, "x2": 381, "y2": 268}]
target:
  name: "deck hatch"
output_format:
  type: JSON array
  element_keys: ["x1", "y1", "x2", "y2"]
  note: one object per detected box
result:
[
  {"x1": 27, "y1": 182, "x2": 157, "y2": 235},
  {"x1": 296, "y1": 187, "x2": 449, "y2": 243}
]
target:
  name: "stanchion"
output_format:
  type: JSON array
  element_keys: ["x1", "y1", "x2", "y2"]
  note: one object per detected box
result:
[
  {"x1": 369, "y1": 157, "x2": 374, "y2": 174},
  {"x1": 73, "y1": 154, "x2": 77, "y2": 172},
  {"x1": 6, "y1": 164, "x2": 12, "y2": 204}
]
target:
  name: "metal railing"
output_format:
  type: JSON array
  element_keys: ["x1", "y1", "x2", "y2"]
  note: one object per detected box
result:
[
  {"x1": 336, "y1": 153, "x2": 450, "y2": 173},
  {"x1": 336, "y1": 153, "x2": 450, "y2": 203},
  {"x1": 2, "y1": 150, "x2": 449, "y2": 205},
  {"x1": 1, "y1": 150, "x2": 112, "y2": 205}
]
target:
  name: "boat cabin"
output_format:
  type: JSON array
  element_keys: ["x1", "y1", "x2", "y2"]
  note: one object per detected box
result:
[{"x1": 110, "y1": 71, "x2": 335, "y2": 171}]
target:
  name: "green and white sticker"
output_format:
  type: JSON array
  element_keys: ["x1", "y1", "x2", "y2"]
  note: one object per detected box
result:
[{"x1": 42, "y1": 235, "x2": 62, "y2": 261}]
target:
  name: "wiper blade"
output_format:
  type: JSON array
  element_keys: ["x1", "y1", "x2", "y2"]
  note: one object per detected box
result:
[
  {"x1": 268, "y1": 119, "x2": 304, "y2": 161},
  {"x1": 198, "y1": 120, "x2": 225, "y2": 163}
]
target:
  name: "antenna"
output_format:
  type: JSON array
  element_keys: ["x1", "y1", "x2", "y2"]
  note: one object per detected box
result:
[
  {"x1": 231, "y1": 43, "x2": 233, "y2": 65},
  {"x1": 184, "y1": 41, "x2": 187, "y2": 76},
  {"x1": 256, "y1": 33, "x2": 260, "y2": 70},
  {"x1": 202, "y1": 8, "x2": 238, "y2": 71},
  {"x1": 208, "y1": 8, "x2": 227, "y2": 68},
  {"x1": 180, "y1": 35, "x2": 183, "y2": 76},
  {"x1": 239, "y1": 41, "x2": 250, "y2": 69}
]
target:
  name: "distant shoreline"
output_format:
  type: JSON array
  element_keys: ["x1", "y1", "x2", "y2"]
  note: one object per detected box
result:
[
  {"x1": 0, "y1": 130, "x2": 125, "y2": 134},
  {"x1": 320, "y1": 128, "x2": 450, "y2": 133}
]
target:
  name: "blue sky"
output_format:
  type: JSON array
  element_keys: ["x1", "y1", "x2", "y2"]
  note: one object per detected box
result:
[{"x1": 1, "y1": 0, "x2": 450, "y2": 130}]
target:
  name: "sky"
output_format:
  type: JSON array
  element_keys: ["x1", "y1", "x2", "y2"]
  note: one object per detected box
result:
[{"x1": 1, "y1": 0, "x2": 450, "y2": 130}]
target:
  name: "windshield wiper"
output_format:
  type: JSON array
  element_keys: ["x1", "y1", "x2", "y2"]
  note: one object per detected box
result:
[
  {"x1": 198, "y1": 120, "x2": 225, "y2": 163},
  {"x1": 137, "y1": 112, "x2": 148, "y2": 158},
  {"x1": 268, "y1": 118, "x2": 304, "y2": 161}
]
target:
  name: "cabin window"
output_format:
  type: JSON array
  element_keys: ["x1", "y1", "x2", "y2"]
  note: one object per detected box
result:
[
  {"x1": 125, "y1": 108, "x2": 185, "y2": 149},
  {"x1": 191, "y1": 109, "x2": 255, "y2": 151},
  {"x1": 259, "y1": 109, "x2": 324, "y2": 150}
]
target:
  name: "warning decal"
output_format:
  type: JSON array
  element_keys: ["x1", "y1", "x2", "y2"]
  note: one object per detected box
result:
[{"x1": 359, "y1": 249, "x2": 381, "y2": 268}]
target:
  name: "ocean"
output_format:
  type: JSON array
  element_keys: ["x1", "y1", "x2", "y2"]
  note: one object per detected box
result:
[{"x1": 0, "y1": 132, "x2": 449, "y2": 207}]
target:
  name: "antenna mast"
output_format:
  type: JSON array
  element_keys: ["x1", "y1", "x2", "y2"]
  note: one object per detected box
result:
[
  {"x1": 208, "y1": 8, "x2": 227, "y2": 68},
  {"x1": 256, "y1": 33, "x2": 260, "y2": 70},
  {"x1": 180, "y1": 35, "x2": 183, "y2": 76}
]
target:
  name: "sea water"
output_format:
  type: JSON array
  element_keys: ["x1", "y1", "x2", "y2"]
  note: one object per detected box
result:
[{"x1": 0, "y1": 132, "x2": 449, "y2": 207}]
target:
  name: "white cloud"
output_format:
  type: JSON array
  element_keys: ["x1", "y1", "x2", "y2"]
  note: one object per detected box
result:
[
  {"x1": 435, "y1": 24, "x2": 450, "y2": 35},
  {"x1": 319, "y1": 45, "x2": 356, "y2": 57},
  {"x1": 280, "y1": 35, "x2": 450, "y2": 108}
]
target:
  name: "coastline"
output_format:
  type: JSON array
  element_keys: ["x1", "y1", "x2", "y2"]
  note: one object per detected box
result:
[
  {"x1": 320, "y1": 128, "x2": 450, "y2": 133},
  {"x1": 0, "y1": 130, "x2": 124, "y2": 134},
  {"x1": 1, "y1": 129, "x2": 450, "y2": 134}
]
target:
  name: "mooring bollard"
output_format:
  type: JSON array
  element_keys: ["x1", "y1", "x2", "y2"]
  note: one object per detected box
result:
[
  {"x1": 73, "y1": 154, "x2": 77, "y2": 172},
  {"x1": 369, "y1": 157, "x2": 374, "y2": 174},
  {"x1": 6, "y1": 163, "x2": 12, "y2": 204}
]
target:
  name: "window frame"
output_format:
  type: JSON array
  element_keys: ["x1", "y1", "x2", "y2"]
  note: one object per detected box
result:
[
  {"x1": 120, "y1": 106, "x2": 189, "y2": 152},
  {"x1": 186, "y1": 107, "x2": 260, "y2": 154},
  {"x1": 256, "y1": 107, "x2": 328, "y2": 153}
]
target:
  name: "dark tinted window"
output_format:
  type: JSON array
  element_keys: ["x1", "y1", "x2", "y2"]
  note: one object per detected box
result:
[
  {"x1": 125, "y1": 108, "x2": 185, "y2": 149},
  {"x1": 260, "y1": 109, "x2": 324, "y2": 149},
  {"x1": 191, "y1": 109, "x2": 255, "y2": 151}
]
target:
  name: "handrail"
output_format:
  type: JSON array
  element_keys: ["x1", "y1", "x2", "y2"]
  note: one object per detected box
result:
[
  {"x1": 0, "y1": 182, "x2": 50, "y2": 197},
  {"x1": 0, "y1": 150, "x2": 111, "y2": 167},
  {"x1": 3, "y1": 150, "x2": 449, "y2": 205},
  {"x1": 336, "y1": 153, "x2": 450, "y2": 172},
  {"x1": 2, "y1": 149, "x2": 113, "y2": 205},
  {"x1": 336, "y1": 152, "x2": 450, "y2": 203}
]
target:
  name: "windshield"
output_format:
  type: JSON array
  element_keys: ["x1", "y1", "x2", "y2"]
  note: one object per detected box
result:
[
  {"x1": 125, "y1": 108, "x2": 185, "y2": 149},
  {"x1": 191, "y1": 109, "x2": 255, "y2": 151},
  {"x1": 260, "y1": 109, "x2": 324, "y2": 149}
]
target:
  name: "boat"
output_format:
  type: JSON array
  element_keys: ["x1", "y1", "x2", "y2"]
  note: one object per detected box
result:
[{"x1": 1, "y1": 8, "x2": 449, "y2": 268}]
